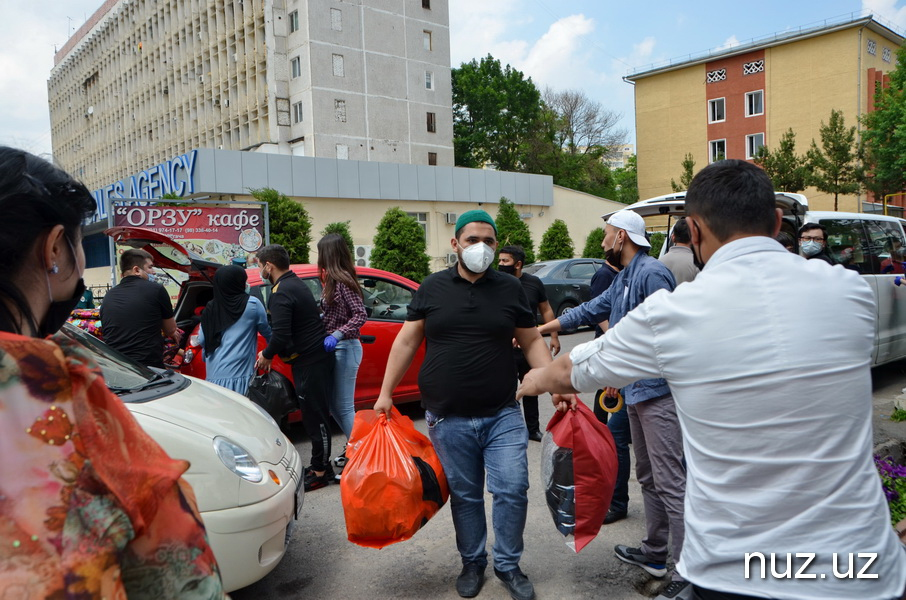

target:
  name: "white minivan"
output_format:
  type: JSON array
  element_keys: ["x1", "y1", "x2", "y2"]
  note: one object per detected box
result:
[{"x1": 605, "y1": 192, "x2": 906, "y2": 367}]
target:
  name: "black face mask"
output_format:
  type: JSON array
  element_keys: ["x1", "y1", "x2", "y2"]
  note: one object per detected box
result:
[
  {"x1": 691, "y1": 245, "x2": 706, "y2": 271},
  {"x1": 39, "y1": 278, "x2": 85, "y2": 337},
  {"x1": 497, "y1": 264, "x2": 517, "y2": 275},
  {"x1": 604, "y1": 237, "x2": 624, "y2": 270}
]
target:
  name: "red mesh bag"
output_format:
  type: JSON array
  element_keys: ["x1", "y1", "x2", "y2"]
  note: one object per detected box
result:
[
  {"x1": 340, "y1": 407, "x2": 449, "y2": 549},
  {"x1": 542, "y1": 398, "x2": 618, "y2": 552}
]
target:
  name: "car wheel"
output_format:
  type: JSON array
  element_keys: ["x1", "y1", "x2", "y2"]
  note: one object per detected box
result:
[{"x1": 557, "y1": 302, "x2": 578, "y2": 334}]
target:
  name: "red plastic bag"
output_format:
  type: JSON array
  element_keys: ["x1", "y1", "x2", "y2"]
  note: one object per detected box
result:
[
  {"x1": 340, "y1": 407, "x2": 449, "y2": 549},
  {"x1": 542, "y1": 398, "x2": 618, "y2": 552}
]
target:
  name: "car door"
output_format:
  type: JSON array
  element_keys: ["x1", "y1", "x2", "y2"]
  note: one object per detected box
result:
[
  {"x1": 356, "y1": 274, "x2": 424, "y2": 406},
  {"x1": 560, "y1": 260, "x2": 603, "y2": 306},
  {"x1": 860, "y1": 218, "x2": 906, "y2": 365}
]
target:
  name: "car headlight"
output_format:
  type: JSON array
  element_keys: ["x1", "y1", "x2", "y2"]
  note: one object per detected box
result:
[{"x1": 213, "y1": 436, "x2": 263, "y2": 482}]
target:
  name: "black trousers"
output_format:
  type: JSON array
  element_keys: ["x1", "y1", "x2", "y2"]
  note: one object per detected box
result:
[
  {"x1": 290, "y1": 354, "x2": 335, "y2": 471},
  {"x1": 514, "y1": 350, "x2": 539, "y2": 433}
]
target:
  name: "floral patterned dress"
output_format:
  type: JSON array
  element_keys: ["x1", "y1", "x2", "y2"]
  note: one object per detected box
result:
[{"x1": 0, "y1": 331, "x2": 227, "y2": 599}]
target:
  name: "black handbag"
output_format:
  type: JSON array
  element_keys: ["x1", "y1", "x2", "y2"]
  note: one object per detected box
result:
[{"x1": 246, "y1": 370, "x2": 297, "y2": 422}]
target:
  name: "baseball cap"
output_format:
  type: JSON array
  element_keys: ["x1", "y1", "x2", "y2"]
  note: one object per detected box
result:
[{"x1": 605, "y1": 211, "x2": 650, "y2": 248}]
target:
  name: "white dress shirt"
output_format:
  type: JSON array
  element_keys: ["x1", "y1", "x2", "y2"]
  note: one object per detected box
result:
[{"x1": 570, "y1": 236, "x2": 906, "y2": 598}]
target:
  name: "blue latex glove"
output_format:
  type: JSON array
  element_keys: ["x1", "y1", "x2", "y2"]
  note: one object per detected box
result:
[{"x1": 324, "y1": 335, "x2": 338, "y2": 352}]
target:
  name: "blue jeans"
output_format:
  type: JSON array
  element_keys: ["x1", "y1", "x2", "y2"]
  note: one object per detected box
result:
[
  {"x1": 329, "y1": 339, "x2": 362, "y2": 440},
  {"x1": 427, "y1": 404, "x2": 529, "y2": 572},
  {"x1": 607, "y1": 404, "x2": 631, "y2": 514}
]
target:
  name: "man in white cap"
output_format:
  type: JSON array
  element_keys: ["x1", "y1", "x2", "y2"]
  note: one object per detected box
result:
[{"x1": 537, "y1": 210, "x2": 689, "y2": 600}]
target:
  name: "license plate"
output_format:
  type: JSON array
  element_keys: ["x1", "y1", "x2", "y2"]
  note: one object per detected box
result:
[{"x1": 293, "y1": 476, "x2": 304, "y2": 519}]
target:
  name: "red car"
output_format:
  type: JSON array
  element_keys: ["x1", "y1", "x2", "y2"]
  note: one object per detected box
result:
[{"x1": 106, "y1": 227, "x2": 424, "y2": 418}]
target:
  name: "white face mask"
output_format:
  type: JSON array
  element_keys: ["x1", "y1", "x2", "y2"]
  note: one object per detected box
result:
[
  {"x1": 800, "y1": 240, "x2": 822, "y2": 257},
  {"x1": 459, "y1": 242, "x2": 495, "y2": 273}
]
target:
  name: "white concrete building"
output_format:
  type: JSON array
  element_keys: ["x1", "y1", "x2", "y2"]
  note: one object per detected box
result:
[{"x1": 48, "y1": 0, "x2": 453, "y2": 191}]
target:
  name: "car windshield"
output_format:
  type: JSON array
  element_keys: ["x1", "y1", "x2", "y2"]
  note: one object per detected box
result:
[
  {"x1": 59, "y1": 323, "x2": 165, "y2": 394},
  {"x1": 522, "y1": 262, "x2": 557, "y2": 278}
]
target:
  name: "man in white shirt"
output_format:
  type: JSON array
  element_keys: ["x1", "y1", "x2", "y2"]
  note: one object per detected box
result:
[{"x1": 520, "y1": 159, "x2": 906, "y2": 600}]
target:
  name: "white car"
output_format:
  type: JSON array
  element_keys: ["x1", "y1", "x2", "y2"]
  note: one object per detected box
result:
[{"x1": 60, "y1": 323, "x2": 303, "y2": 592}]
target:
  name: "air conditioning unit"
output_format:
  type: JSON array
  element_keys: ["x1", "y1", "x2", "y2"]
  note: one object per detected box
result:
[
  {"x1": 354, "y1": 245, "x2": 372, "y2": 268},
  {"x1": 445, "y1": 252, "x2": 458, "y2": 265},
  {"x1": 444, "y1": 212, "x2": 457, "y2": 225},
  {"x1": 213, "y1": 97, "x2": 220, "y2": 106}
]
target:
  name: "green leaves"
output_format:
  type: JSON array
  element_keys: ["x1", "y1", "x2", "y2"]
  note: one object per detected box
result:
[
  {"x1": 250, "y1": 187, "x2": 311, "y2": 264},
  {"x1": 806, "y1": 109, "x2": 860, "y2": 211},
  {"x1": 321, "y1": 221, "x2": 355, "y2": 257},
  {"x1": 582, "y1": 228, "x2": 606, "y2": 259},
  {"x1": 369, "y1": 208, "x2": 431, "y2": 283},
  {"x1": 861, "y1": 44, "x2": 906, "y2": 203},
  {"x1": 495, "y1": 197, "x2": 535, "y2": 264},
  {"x1": 538, "y1": 219, "x2": 574, "y2": 260},
  {"x1": 670, "y1": 153, "x2": 696, "y2": 193},
  {"x1": 754, "y1": 129, "x2": 808, "y2": 193}
]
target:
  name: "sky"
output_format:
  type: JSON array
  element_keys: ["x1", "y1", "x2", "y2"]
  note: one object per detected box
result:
[{"x1": 1, "y1": 0, "x2": 904, "y2": 159}]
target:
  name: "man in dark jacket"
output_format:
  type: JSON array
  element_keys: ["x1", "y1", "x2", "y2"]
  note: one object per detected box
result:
[
  {"x1": 255, "y1": 244, "x2": 336, "y2": 491},
  {"x1": 798, "y1": 223, "x2": 835, "y2": 264}
]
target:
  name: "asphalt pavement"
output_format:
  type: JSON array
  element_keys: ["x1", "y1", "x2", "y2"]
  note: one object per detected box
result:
[{"x1": 231, "y1": 329, "x2": 906, "y2": 600}]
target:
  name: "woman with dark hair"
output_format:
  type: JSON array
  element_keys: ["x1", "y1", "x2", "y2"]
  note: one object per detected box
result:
[
  {"x1": 317, "y1": 234, "x2": 367, "y2": 454},
  {"x1": 198, "y1": 264, "x2": 271, "y2": 394},
  {"x1": 0, "y1": 147, "x2": 226, "y2": 598}
]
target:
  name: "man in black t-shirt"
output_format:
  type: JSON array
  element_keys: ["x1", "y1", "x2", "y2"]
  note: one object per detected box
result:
[
  {"x1": 254, "y1": 244, "x2": 336, "y2": 492},
  {"x1": 101, "y1": 249, "x2": 180, "y2": 369},
  {"x1": 374, "y1": 210, "x2": 568, "y2": 600},
  {"x1": 498, "y1": 245, "x2": 560, "y2": 442}
]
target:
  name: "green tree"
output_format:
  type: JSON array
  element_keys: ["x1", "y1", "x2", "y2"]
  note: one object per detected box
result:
[
  {"x1": 648, "y1": 232, "x2": 666, "y2": 259},
  {"x1": 538, "y1": 219, "x2": 574, "y2": 260},
  {"x1": 452, "y1": 55, "x2": 542, "y2": 171},
  {"x1": 670, "y1": 153, "x2": 696, "y2": 192},
  {"x1": 754, "y1": 129, "x2": 808, "y2": 193},
  {"x1": 320, "y1": 221, "x2": 355, "y2": 257},
  {"x1": 369, "y1": 207, "x2": 430, "y2": 282},
  {"x1": 861, "y1": 45, "x2": 906, "y2": 203},
  {"x1": 250, "y1": 187, "x2": 311, "y2": 263},
  {"x1": 495, "y1": 197, "x2": 536, "y2": 263},
  {"x1": 582, "y1": 227, "x2": 606, "y2": 258},
  {"x1": 806, "y1": 109, "x2": 861, "y2": 211},
  {"x1": 608, "y1": 155, "x2": 639, "y2": 204}
]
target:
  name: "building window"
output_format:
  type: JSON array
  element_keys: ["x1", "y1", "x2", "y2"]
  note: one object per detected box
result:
[
  {"x1": 709, "y1": 139, "x2": 726, "y2": 163},
  {"x1": 332, "y1": 54, "x2": 345, "y2": 77},
  {"x1": 745, "y1": 90, "x2": 764, "y2": 117},
  {"x1": 406, "y1": 212, "x2": 428, "y2": 239},
  {"x1": 291, "y1": 56, "x2": 301, "y2": 78},
  {"x1": 331, "y1": 8, "x2": 342, "y2": 31},
  {"x1": 422, "y1": 0, "x2": 431, "y2": 8},
  {"x1": 335, "y1": 99, "x2": 346, "y2": 122},
  {"x1": 742, "y1": 59, "x2": 764, "y2": 75},
  {"x1": 289, "y1": 10, "x2": 299, "y2": 33},
  {"x1": 883, "y1": 47, "x2": 892, "y2": 62},
  {"x1": 336, "y1": 144, "x2": 349, "y2": 160},
  {"x1": 423, "y1": 30, "x2": 432, "y2": 51},
  {"x1": 428, "y1": 152, "x2": 437, "y2": 166},
  {"x1": 746, "y1": 133, "x2": 765, "y2": 159},
  {"x1": 708, "y1": 98, "x2": 725, "y2": 123},
  {"x1": 292, "y1": 101, "x2": 303, "y2": 124},
  {"x1": 706, "y1": 68, "x2": 726, "y2": 83},
  {"x1": 868, "y1": 39, "x2": 877, "y2": 55},
  {"x1": 427, "y1": 112, "x2": 436, "y2": 133},
  {"x1": 425, "y1": 71, "x2": 434, "y2": 90}
]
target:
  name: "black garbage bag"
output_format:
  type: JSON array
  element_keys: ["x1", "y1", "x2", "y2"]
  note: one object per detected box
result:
[{"x1": 246, "y1": 370, "x2": 297, "y2": 421}]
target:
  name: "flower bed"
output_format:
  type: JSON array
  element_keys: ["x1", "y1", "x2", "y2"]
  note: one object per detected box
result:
[{"x1": 875, "y1": 454, "x2": 906, "y2": 526}]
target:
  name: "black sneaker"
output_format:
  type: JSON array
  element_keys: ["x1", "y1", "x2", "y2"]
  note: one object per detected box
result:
[
  {"x1": 527, "y1": 430, "x2": 543, "y2": 442},
  {"x1": 494, "y1": 567, "x2": 534, "y2": 600},
  {"x1": 303, "y1": 466, "x2": 335, "y2": 491},
  {"x1": 614, "y1": 545, "x2": 667, "y2": 577},
  {"x1": 604, "y1": 508, "x2": 628, "y2": 524},
  {"x1": 455, "y1": 563, "x2": 485, "y2": 598},
  {"x1": 656, "y1": 581, "x2": 692, "y2": 600}
]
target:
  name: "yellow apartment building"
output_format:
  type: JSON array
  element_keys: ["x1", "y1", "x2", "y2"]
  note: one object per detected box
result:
[{"x1": 626, "y1": 14, "x2": 903, "y2": 212}]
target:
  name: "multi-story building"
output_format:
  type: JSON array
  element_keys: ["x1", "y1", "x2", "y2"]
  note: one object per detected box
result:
[
  {"x1": 48, "y1": 0, "x2": 453, "y2": 191},
  {"x1": 626, "y1": 14, "x2": 903, "y2": 212},
  {"x1": 604, "y1": 143, "x2": 634, "y2": 170}
]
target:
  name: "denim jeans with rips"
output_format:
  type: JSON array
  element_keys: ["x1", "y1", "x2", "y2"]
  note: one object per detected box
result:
[{"x1": 426, "y1": 404, "x2": 529, "y2": 572}]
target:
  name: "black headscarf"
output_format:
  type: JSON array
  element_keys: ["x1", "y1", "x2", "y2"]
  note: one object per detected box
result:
[{"x1": 201, "y1": 265, "x2": 250, "y2": 355}]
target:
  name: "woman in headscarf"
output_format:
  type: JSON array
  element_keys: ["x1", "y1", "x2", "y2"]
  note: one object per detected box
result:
[
  {"x1": 0, "y1": 146, "x2": 227, "y2": 598},
  {"x1": 198, "y1": 264, "x2": 271, "y2": 394}
]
